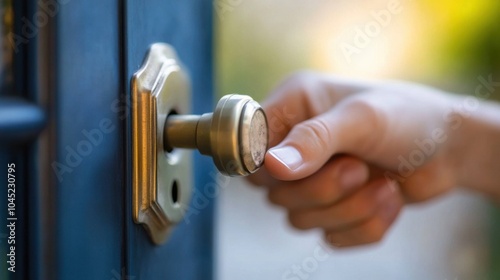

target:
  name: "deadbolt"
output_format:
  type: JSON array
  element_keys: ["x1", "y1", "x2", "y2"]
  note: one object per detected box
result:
[
  {"x1": 131, "y1": 43, "x2": 269, "y2": 245},
  {"x1": 165, "y1": 94, "x2": 269, "y2": 176}
]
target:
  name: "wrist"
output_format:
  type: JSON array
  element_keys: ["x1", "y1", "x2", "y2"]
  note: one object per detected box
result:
[{"x1": 446, "y1": 96, "x2": 500, "y2": 197}]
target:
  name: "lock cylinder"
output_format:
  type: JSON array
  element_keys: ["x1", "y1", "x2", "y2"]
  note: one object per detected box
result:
[{"x1": 165, "y1": 94, "x2": 269, "y2": 176}]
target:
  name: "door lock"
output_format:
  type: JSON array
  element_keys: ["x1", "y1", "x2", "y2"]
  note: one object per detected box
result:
[
  {"x1": 165, "y1": 94, "x2": 268, "y2": 176},
  {"x1": 131, "y1": 43, "x2": 269, "y2": 245}
]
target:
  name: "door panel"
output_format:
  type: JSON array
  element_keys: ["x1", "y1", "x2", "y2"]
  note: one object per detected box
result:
[
  {"x1": 124, "y1": 1, "x2": 215, "y2": 279},
  {"x1": 2, "y1": 1, "x2": 214, "y2": 279},
  {"x1": 54, "y1": 1, "x2": 124, "y2": 279}
]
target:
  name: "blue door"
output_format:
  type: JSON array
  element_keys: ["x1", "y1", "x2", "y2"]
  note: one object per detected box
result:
[
  {"x1": 1, "y1": 0, "x2": 214, "y2": 279},
  {"x1": 124, "y1": 1, "x2": 215, "y2": 279}
]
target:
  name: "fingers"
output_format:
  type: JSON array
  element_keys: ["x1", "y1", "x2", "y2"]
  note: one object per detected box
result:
[
  {"x1": 279, "y1": 178, "x2": 403, "y2": 248},
  {"x1": 263, "y1": 158, "x2": 403, "y2": 247},
  {"x1": 287, "y1": 178, "x2": 401, "y2": 230},
  {"x1": 265, "y1": 94, "x2": 389, "y2": 181},
  {"x1": 267, "y1": 157, "x2": 369, "y2": 209},
  {"x1": 263, "y1": 71, "x2": 370, "y2": 147},
  {"x1": 324, "y1": 191, "x2": 403, "y2": 248},
  {"x1": 250, "y1": 72, "x2": 375, "y2": 184},
  {"x1": 322, "y1": 180, "x2": 402, "y2": 248}
]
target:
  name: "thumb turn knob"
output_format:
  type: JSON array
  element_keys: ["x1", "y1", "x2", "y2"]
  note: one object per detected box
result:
[{"x1": 165, "y1": 94, "x2": 268, "y2": 176}]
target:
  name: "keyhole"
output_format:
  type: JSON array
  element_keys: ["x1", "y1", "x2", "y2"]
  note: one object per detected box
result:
[
  {"x1": 164, "y1": 110, "x2": 178, "y2": 153},
  {"x1": 171, "y1": 180, "x2": 179, "y2": 204}
]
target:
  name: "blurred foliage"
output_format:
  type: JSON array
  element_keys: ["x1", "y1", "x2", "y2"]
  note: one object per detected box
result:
[
  {"x1": 215, "y1": 0, "x2": 500, "y2": 99},
  {"x1": 416, "y1": 0, "x2": 500, "y2": 97}
]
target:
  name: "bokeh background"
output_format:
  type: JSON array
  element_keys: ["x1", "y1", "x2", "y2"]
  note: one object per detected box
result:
[
  {"x1": 214, "y1": 0, "x2": 500, "y2": 279},
  {"x1": 216, "y1": 0, "x2": 500, "y2": 99}
]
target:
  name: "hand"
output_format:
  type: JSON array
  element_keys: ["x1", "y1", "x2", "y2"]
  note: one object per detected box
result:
[{"x1": 249, "y1": 71, "x2": 465, "y2": 247}]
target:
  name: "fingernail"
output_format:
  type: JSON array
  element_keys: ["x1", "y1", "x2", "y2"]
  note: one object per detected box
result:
[
  {"x1": 325, "y1": 234, "x2": 341, "y2": 247},
  {"x1": 338, "y1": 163, "x2": 366, "y2": 189},
  {"x1": 268, "y1": 146, "x2": 303, "y2": 171}
]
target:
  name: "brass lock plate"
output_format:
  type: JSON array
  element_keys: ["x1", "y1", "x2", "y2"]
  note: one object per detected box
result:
[{"x1": 131, "y1": 43, "x2": 192, "y2": 245}]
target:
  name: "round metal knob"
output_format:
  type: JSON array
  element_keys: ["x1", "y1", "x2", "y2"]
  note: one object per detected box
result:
[{"x1": 165, "y1": 94, "x2": 269, "y2": 176}]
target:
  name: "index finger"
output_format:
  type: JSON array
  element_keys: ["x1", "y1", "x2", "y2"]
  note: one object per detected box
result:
[{"x1": 263, "y1": 71, "x2": 371, "y2": 147}]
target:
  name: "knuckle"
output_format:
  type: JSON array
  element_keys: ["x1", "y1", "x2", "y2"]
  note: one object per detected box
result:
[
  {"x1": 291, "y1": 119, "x2": 332, "y2": 153},
  {"x1": 287, "y1": 70, "x2": 318, "y2": 87},
  {"x1": 339, "y1": 98, "x2": 388, "y2": 151},
  {"x1": 341, "y1": 97, "x2": 377, "y2": 114},
  {"x1": 283, "y1": 71, "x2": 326, "y2": 107},
  {"x1": 343, "y1": 99, "x2": 381, "y2": 127}
]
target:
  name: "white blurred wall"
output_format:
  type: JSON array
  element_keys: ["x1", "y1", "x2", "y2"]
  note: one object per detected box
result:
[{"x1": 216, "y1": 177, "x2": 491, "y2": 280}]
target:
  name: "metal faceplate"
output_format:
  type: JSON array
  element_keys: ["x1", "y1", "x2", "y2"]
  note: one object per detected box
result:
[{"x1": 131, "y1": 43, "x2": 192, "y2": 245}]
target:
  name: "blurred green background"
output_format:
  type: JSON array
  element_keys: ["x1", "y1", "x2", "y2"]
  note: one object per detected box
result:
[
  {"x1": 215, "y1": 0, "x2": 500, "y2": 278},
  {"x1": 215, "y1": 0, "x2": 500, "y2": 100}
]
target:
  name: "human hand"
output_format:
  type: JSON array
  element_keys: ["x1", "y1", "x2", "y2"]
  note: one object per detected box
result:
[{"x1": 249, "y1": 71, "x2": 464, "y2": 247}]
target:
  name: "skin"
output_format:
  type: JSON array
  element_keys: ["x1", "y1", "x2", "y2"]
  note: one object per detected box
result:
[{"x1": 249, "y1": 71, "x2": 500, "y2": 248}]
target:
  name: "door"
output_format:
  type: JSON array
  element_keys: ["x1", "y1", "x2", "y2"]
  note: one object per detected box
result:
[
  {"x1": 1, "y1": 0, "x2": 215, "y2": 279},
  {"x1": 124, "y1": 1, "x2": 215, "y2": 279}
]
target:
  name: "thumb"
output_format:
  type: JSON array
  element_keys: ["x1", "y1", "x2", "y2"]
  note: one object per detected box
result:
[{"x1": 265, "y1": 97, "x2": 385, "y2": 180}]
